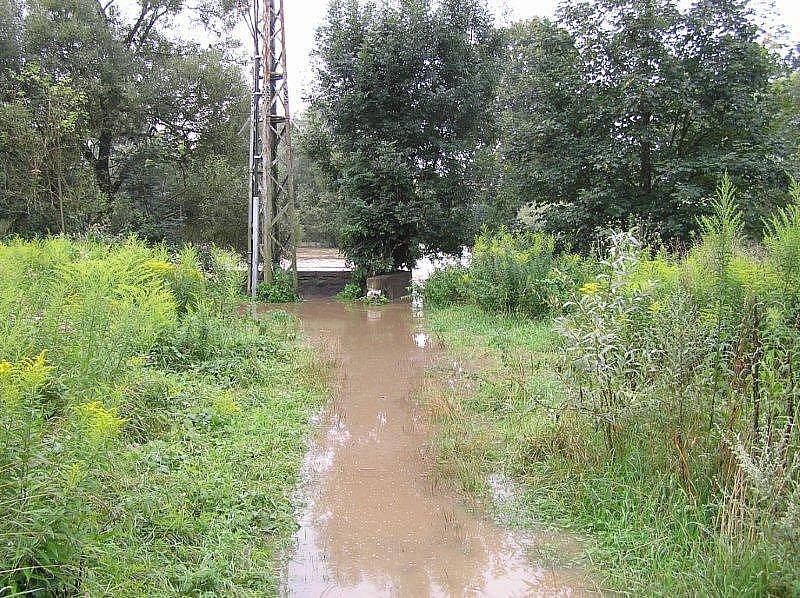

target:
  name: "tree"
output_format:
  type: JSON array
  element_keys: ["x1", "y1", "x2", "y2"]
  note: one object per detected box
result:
[
  {"x1": 308, "y1": 0, "x2": 499, "y2": 275},
  {"x1": 295, "y1": 120, "x2": 344, "y2": 247},
  {"x1": 771, "y1": 70, "x2": 800, "y2": 175},
  {"x1": 0, "y1": 66, "x2": 101, "y2": 235},
  {"x1": 0, "y1": 0, "x2": 22, "y2": 79},
  {"x1": 498, "y1": 0, "x2": 796, "y2": 247},
  {"x1": 0, "y1": 0, "x2": 249, "y2": 247}
]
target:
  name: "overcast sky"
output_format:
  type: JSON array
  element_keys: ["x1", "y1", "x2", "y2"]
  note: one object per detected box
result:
[
  {"x1": 216, "y1": 0, "x2": 798, "y2": 110},
  {"x1": 117, "y1": 0, "x2": 799, "y2": 109}
]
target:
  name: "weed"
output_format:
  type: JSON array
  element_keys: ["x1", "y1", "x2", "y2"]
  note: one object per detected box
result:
[
  {"x1": 256, "y1": 267, "x2": 300, "y2": 303},
  {"x1": 334, "y1": 282, "x2": 363, "y2": 301},
  {"x1": 420, "y1": 265, "x2": 471, "y2": 307},
  {"x1": 422, "y1": 177, "x2": 800, "y2": 594},
  {"x1": 421, "y1": 229, "x2": 591, "y2": 317},
  {"x1": 0, "y1": 238, "x2": 328, "y2": 595},
  {"x1": 358, "y1": 289, "x2": 390, "y2": 306}
]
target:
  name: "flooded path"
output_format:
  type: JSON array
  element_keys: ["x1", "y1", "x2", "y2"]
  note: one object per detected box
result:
[{"x1": 281, "y1": 301, "x2": 590, "y2": 597}]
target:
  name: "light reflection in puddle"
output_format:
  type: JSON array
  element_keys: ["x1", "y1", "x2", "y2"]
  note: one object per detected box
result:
[
  {"x1": 277, "y1": 301, "x2": 596, "y2": 597},
  {"x1": 413, "y1": 332, "x2": 429, "y2": 348}
]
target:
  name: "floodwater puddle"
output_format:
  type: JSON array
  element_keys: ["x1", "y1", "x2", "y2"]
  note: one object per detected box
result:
[{"x1": 277, "y1": 300, "x2": 594, "y2": 597}]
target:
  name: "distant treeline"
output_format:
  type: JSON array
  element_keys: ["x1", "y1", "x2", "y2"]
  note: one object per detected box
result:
[
  {"x1": 304, "y1": 0, "x2": 800, "y2": 273},
  {"x1": 0, "y1": 0, "x2": 249, "y2": 248},
  {"x1": 2, "y1": 0, "x2": 799, "y2": 269}
]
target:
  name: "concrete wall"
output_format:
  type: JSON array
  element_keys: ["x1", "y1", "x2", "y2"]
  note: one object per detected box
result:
[
  {"x1": 298, "y1": 271, "x2": 352, "y2": 299},
  {"x1": 366, "y1": 271, "x2": 412, "y2": 301}
]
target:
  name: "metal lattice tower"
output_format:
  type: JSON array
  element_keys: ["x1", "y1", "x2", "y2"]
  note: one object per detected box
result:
[{"x1": 247, "y1": 0, "x2": 298, "y2": 296}]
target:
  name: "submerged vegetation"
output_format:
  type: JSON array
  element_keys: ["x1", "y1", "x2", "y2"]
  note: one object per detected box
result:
[
  {"x1": 421, "y1": 178, "x2": 800, "y2": 594},
  {"x1": 0, "y1": 238, "x2": 327, "y2": 595}
]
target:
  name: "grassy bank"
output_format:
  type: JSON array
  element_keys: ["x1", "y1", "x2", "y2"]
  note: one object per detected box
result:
[
  {"x1": 425, "y1": 306, "x2": 795, "y2": 595},
  {"x1": 420, "y1": 181, "x2": 800, "y2": 595},
  {"x1": 0, "y1": 238, "x2": 328, "y2": 596}
]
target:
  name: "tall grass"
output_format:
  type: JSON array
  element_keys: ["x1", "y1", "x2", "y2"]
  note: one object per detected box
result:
[
  {"x1": 422, "y1": 229, "x2": 593, "y2": 317},
  {"x1": 423, "y1": 178, "x2": 800, "y2": 594},
  {"x1": 0, "y1": 237, "x2": 327, "y2": 595}
]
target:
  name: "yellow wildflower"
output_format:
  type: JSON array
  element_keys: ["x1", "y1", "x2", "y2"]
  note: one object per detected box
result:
[
  {"x1": 1, "y1": 351, "x2": 51, "y2": 405},
  {"x1": 74, "y1": 401, "x2": 123, "y2": 443},
  {"x1": 213, "y1": 392, "x2": 241, "y2": 418},
  {"x1": 64, "y1": 460, "x2": 87, "y2": 490},
  {"x1": 579, "y1": 282, "x2": 600, "y2": 295},
  {"x1": 143, "y1": 258, "x2": 174, "y2": 274}
]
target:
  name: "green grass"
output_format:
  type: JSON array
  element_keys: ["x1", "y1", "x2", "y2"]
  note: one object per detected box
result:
[
  {"x1": 79, "y1": 312, "x2": 328, "y2": 596},
  {"x1": 0, "y1": 238, "x2": 328, "y2": 596},
  {"x1": 423, "y1": 305, "x2": 794, "y2": 597}
]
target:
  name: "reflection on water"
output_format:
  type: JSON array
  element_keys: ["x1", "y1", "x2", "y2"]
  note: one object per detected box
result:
[
  {"x1": 276, "y1": 301, "x2": 593, "y2": 597},
  {"x1": 412, "y1": 332, "x2": 429, "y2": 348}
]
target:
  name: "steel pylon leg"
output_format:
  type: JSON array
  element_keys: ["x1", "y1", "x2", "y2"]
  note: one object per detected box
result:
[{"x1": 247, "y1": 0, "x2": 297, "y2": 296}]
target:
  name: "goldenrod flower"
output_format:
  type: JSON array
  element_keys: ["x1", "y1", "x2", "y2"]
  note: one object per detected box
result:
[
  {"x1": 579, "y1": 282, "x2": 600, "y2": 295},
  {"x1": 74, "y1": 401, "x2": 123, "y2": 443},
  {"x1": 143, "y1": 258, "x2": 174, "y2": 274}
]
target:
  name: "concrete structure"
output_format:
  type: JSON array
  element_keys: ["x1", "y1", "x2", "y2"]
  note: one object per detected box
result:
[
  {"x1": 298, "y1": 271, "x2": 352, "y2": 298},
  {"x1": 366, "y1": 272, "x2": 412, "y2": 301}
]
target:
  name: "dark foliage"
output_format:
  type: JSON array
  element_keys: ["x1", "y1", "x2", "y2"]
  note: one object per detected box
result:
[
  {"x1": 307, "y1": 0, "x2": 500, "y2": 275},
  {"x1": 495, "y1": 0, "x2": 798, "y2": 248}
]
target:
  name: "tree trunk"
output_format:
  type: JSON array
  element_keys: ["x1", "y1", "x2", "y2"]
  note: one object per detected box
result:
[
  {"x1": 95, "y1": 127, "x2": 113, "y2": 194},
  {"x1": 640, "y1": 107, "x2": 653, "y2": 201}
]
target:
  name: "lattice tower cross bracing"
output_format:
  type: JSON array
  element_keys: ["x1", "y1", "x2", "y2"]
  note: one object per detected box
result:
[{"x1": 247, "y1": 0, "x2": 298, "y2": 296}]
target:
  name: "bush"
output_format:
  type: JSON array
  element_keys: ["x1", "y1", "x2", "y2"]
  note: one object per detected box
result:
[
  {"x1": 420, "y1": 265, "x2": 470, "y2": 307},
  {"x1": 256, "y1": 268, "x2": 299, "y2": 303},
  {"x1": 204, "y1": 247, "x2": 245, "y2": 308},
  {"x1": 334, "y1": 282, "x2": 363, "y2": 301},
  {"x1": 0, "y1": 237, "x2": 322, "y2": 595},
  {"x1": 764, "y1": 179, "x2": 800, "y2": 312},
  {"x1": 553, "y1": 178, "x2": 800, "y2": 590},
  {"x1": 0, "y1": 238, "x2": 175, "y2": 594},
  {"x1": 421, "y1": 229, "x2": 589, "y2": 318},
  {"x1": 118, "y1": 368, "x2": 179, "y2": 442},
  {"x1": 468, "y1": 230, "x2": 557, "y2": 316},
  {"x1": 0, "y1": 351, "x2": 85, "y2": 595}
]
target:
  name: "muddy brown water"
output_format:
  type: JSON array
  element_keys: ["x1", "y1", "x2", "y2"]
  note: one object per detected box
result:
[{"x1": 277, "y1": 300, "x2": 593, "y2": 597}]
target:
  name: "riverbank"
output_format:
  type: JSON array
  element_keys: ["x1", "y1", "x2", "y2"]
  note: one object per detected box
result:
[
  {"x1": 0, "y1": 239, "x2": 329, "y2": 595},
  {"x1": 423, "y1": 305, "x2": 794, "y2": 596},
  {"x1": 280, "y1": 300, "x2": 591, "y2": 595}
]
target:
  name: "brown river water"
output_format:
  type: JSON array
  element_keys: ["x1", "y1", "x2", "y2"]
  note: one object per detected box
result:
[{"x1": 275, "y1": 300, "x2": 593, "y2": 597}]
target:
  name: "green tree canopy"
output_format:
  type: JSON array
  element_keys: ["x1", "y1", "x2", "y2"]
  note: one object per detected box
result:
[
  {"x1": 1, "y1": 0, "x2": 249, "y2": 247},
  {"x1": 498, "y1": 0, "x2": 797, "y2": 247},
  {"x1": 307, "y1": 0, "x2": 499, "y2": 275}
]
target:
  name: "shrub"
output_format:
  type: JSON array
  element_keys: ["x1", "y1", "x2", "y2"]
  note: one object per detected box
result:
[
  {"x1": 358, "y1": 289, "x2": 390, "y2": 306},
  {"x1": 166, "y1": 245, "x2": 207, "y2": 312},
  {"x1": 764, "y1": 179, "x2": 800, "y2": 312},
  {"x1": 556, "y1": 229, "x2": 659, "y2": 450},
  {"x1": 0, "y1": 351, "x2": 83, "y2": 595},
  {"x1": 118, "y1": 368, "x2": 179, "y2": 442},
  {"x1": 422, "y1": 230, "x2": 593, "y2": 318},
  {"x1": 421, "y1": 265, "x2": 470, "y2": 307},
  {"x1": 468, "y1": 230, "x2": 559, "y2": 317},
  {"x1": 0, "y1": 237, "x2": 321, "y2": 595},
  {"x1": 334, "y1": 282, "x2": 364, "y2": 301},
  {"x1": 256, "y1": 268, "x2": 299, "y2": 303},
  {"x1": 553, "y1": 178, "x2": 800, "y2": 589},
  {"x1": 420, "y1": 230, "x2": 593, "y2": 317},
  {"x1": 205, "y1": 247, "x2": 245, "y2": 308}
]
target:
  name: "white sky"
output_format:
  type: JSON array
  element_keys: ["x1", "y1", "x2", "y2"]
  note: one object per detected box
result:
[{"x1": 274, "y1": 0, "x2": 800, "y2": 110}]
